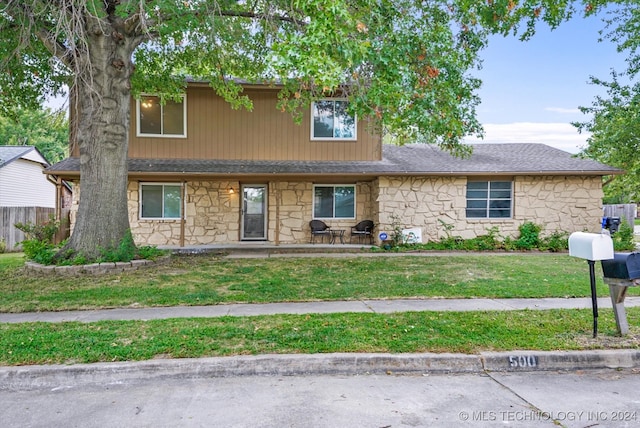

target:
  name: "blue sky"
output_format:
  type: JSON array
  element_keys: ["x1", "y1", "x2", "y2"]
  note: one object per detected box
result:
[{"x1": 464, "y1": 9, "x2": 628, "y2": 153}]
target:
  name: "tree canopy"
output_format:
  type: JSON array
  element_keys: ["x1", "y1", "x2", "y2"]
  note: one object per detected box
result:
[
  {"x1": 0, "y1": 107, "x2": 69, "y2": 164},
  {"x1": 575, "y1": 1, "x2": 640, "y2": 203},
  {"x1": 0, "y1": 0, "x2": 607, "y2": 260}
]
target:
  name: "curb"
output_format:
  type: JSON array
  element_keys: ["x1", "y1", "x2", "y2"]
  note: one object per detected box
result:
[{"x1": 2, "y1": 350, "x2": 639, "y2": 391}]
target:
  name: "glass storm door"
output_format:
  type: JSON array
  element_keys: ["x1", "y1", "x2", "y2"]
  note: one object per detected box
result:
[{"x1": 241, "y1": 185, "x2": 267, "y2": 240}]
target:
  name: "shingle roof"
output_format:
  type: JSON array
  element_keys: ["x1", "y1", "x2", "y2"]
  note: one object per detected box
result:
[
  {"x1": 46, "y1": 143, "x2": 621, "y2": 177},
  {"x1": 0, "y1": 145, "x2": 36, "y2": 169},
  {"x1": 382, "y1": 143, "x2": 620, "y2": 174}
]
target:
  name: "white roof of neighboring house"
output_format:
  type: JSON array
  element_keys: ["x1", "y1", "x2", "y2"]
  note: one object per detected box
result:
[{"x1": 0, "y1": 145, "x2": 49, "y2": 169}]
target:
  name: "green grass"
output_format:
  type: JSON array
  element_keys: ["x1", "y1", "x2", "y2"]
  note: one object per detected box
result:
[
  {"x1": 1, "y1": 308, "x2": 638, "y2": 366},
  {"x1": 0, "y1": 252, "x2": 24, "y2": 269},
  {"x1": 2, "y1": 252, "x2": 640, "y2": 366},
  {"x1": 1, "y1": 253, "x2": 637, "y2": 312}
]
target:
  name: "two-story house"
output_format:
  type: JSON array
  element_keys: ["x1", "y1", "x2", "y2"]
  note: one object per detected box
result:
[{"x1": 46, "y1": 81, "x2": 621, "y2": 247}]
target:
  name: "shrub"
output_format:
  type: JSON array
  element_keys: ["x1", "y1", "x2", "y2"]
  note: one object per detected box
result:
[
  {"x1": 515, "y1": 222, "x2": 541, "y2": 250},
  {"x1": 0, "y1": 238, "x2": 6, "y2": 253},
  {"x1": 15, "y1": 215, "x2": 61, "y2": 243},
  {"x1": 16, "y1": 223, "x2": 165, "y2": 266},
  {"x1": 612, "y1": 220, "x2": 636, "y2": 251},
  {"x1": 389, "y1": 214, "x2": 405, "y2": 247},
  {"x1": 502, "y1": 236, "x2": 517, "y2": 251},
  {"x1": 137, "y1": 245, "x2": 168, "y2": 260},
  {"x1": 461, "y1": 227, "x2": 501, "y2": 251},
  {"x1": 378, "y1": 219, "x2": 574, "y2": 254},
  {"x1": 96, "y1": 230, "x2": 138, "y2": 263},
  {"x1": 540, "y1": 231, "x2": 569, "y2": 252},
  {"x1": 20, "y1": 239, "x2": 57, "y2": 265},
  {"x1": 15, "y1": 216, "x2": 63, "y2": 263}
]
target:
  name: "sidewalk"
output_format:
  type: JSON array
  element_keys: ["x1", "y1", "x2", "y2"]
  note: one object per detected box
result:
[
  {"x1": 2, "y1": 294, "x2": 640, "y2": 376},
  {"x1": 1, "y1": 296, "x2": 640, "y2": 324}
]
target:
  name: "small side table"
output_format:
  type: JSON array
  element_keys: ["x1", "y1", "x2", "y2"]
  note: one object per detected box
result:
[{"x1": 330, "y1": 229, "x2": 345, "y2": 244}]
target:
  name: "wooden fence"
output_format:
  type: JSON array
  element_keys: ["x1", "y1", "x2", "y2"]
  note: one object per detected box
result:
[
  {"x1": 0, "y1": 206, "x2": 69, "y2": 252},
  {"x1": 602, "y1": 204, "x2": 637, "y2": 229}
]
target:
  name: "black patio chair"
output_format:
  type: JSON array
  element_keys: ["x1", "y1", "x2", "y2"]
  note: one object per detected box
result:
[
  {"x1": 350, "y1": 220, "x2": 375, "y2": 244},
  {"x1": 309, "y1": 220, "x2": 331, "y2": 243}
]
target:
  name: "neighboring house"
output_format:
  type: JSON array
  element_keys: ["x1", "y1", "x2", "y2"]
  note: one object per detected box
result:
[
  {"x1": 0, "y1": 145, "x2": 71, "y2": 250},
  {"x1": 0, "y1": 145, "x2": 56, "y2": 208},
  {"x1": 46, "y1": 82, "x2": 621, "y2": 247}
]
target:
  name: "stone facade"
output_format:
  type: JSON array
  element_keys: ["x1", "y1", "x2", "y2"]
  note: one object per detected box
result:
[
  {"x1": 126, "y1": 180, "x2": 374, "y2": 246},
  {"x1": 68, "y1": 174, "x2": 604, "y2": 246},
  {"x1": 375, "y1": 175, "x2": 604, "y2": 242}
]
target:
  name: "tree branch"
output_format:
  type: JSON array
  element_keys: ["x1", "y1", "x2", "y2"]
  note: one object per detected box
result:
[
  {"x1": 34, "y1": 27, "x2": 76, "y2": 70},
  {"x1": 217, "y1": 9, "x2": 305, "y2": 26},
  {"x1": 0, "y1": 0, "x2": 76, "y2": 69}
]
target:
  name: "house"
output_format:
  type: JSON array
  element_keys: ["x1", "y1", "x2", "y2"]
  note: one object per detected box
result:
[
  {"x1": 46, "y1": 82, "x2": 621, "y2": 247},
  {"x1": 0, "y1": 145, "x2": 71, "y2": 250}
]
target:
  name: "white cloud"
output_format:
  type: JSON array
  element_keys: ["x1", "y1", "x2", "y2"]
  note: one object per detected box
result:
[{"x1": 464, "y1": 122, "x2": 591, "y2": 154}]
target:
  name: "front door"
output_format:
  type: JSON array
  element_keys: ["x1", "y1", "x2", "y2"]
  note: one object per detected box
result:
[{"x1": 241, "y1": 185, "x2": 267, "y2": 240}]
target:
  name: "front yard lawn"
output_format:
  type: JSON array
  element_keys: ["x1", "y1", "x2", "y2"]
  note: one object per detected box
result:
[
  {"x1": 1, "y1": 253, "x2": 637, "y2": 312},
  {"x1": 2, "y1": 253, "x2": 639, "y2": 366}
]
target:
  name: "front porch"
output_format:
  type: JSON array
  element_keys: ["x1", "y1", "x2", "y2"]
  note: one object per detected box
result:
[{"x1": 158, "y1": 242, "x2": 379, "y2": 256}]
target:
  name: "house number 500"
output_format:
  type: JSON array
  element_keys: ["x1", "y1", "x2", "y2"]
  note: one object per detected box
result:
[{"x1": 508, "y1": 355, "x2": 538, "y2": 368}]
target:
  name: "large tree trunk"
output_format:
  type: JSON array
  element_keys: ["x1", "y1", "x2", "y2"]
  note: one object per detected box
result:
[{"x1": 61, "y1": 18, "x2": 139, "y2": 260}]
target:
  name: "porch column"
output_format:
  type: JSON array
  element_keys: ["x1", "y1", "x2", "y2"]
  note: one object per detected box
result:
[{"x1": 274, "y1": 182, "x2": 280, "y2": 246}]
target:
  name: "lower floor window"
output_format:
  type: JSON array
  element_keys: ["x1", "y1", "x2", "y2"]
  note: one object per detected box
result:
[
  {"x1": 466, "y1": 180, "x2": 512, "y2": 218},
  {"x1": 313, "y1": 185, "x2": 355, "y2": 219},
  {"x1": 140, "y1": 183, "x2": 182, "y2": 219}
]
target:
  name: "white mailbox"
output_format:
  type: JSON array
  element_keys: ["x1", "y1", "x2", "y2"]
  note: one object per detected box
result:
[{"x1": 568, "y1": 232, "x2": 614, "y2": 261}]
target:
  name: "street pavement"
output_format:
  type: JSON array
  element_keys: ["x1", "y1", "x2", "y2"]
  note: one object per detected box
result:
[{"x1": 2, "y1": 364, "x2": 640, "y2": 427}]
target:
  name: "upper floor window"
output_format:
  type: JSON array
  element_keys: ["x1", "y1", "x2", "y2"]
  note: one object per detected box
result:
[
  {"x1": 466, "y1": 180, "x2": 512, "y2": 219},
  {"x1": 140, "y1": 183, "x2": 182, "y2": 219},
  {"x1": 311, "y1": 99, "x2": 356, "y2": 140},
  {"x1": 313, "y1": 185, "x2": 356, "y2": 219},
  {"x1": 137, "y1": 95, "x2": 187, "y2": 138}
]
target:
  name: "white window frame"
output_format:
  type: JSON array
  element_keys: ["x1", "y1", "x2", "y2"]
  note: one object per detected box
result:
[
  {"x1": 136, "y1": 94, "x2": 187, "y2": 138},
  {"x1": 465, "y1": 180, "x2": 513, "y2": 219},
  {"x1": 310, "y1": 98, "x2": 357, "y2": 141},
  {"x1": 139, "y1": 182, "x2": 183, "y2": 220},
  {"x1": 312, "y1": 184, "x2": 356, "y2": 219}
]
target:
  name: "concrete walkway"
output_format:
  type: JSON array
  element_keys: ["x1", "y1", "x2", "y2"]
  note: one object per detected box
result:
[{"x1": 1, "y1": 296, "x2": 640, "y2": 324}]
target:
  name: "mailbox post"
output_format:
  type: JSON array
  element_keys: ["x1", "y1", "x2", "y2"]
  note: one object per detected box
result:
[
  {"x1": 601, "y1": 253, "x2": 640, "y2": 335},
  {"x1": 568, "y1": 232, "x2": 614, "y2": 337}
]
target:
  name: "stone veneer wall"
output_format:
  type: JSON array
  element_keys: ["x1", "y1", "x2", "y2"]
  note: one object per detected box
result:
[
  {"x1": 68, "y1": 175, "x2": 602, "y2": 246},
  {"x1": 375, "y1": 175, "x2": 604, "y2": 242},
  {"x1": 272, "y1": 181, "x2": 374, "y2": 244},
  {"x1": 126, "y1": 180, "x2": 375, "y2": 246},
  {"x1": 128, "y1": 180, "x2": 240, "y2": 246}
]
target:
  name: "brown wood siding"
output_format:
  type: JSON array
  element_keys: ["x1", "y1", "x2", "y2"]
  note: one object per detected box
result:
[{"x1": 128, "y1": 86, "x2": 382, "y2": 161}]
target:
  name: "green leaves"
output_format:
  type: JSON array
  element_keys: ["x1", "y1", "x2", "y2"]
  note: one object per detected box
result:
[
  {"x1": 575, "y1": 70, "x2": 640, "y2": 203},
  {"x1": 0, "y1": 0, "x2": 615, "y2": 154},
  {"x1": 0, "y1": 107, "x2": 69, "y2": 163}
]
